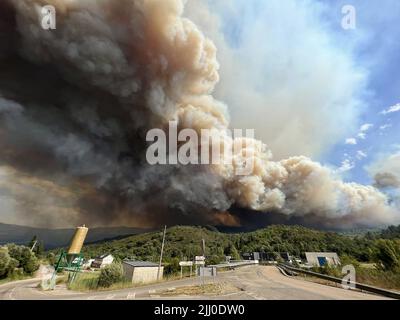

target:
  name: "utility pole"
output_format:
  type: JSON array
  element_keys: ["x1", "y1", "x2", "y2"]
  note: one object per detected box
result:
[
  {"x1": 30, "y1": 240, "x2": 37, "y2": 252},
  {"x1": 158, "y1": 225, "x2": 167, "y2": 281}
]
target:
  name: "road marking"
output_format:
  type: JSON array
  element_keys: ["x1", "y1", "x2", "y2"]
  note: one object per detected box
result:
[
  {"x1": 7, "y1": 287, "x2": 16, "y2": 300},
  {"x1": 246, "y1": 291, "x2": 263, "y2": 300},
  {"x1": 87, "y1": 296, "x2": 99, "y2": 300},
  {"x1": 149, "y1": 289, "x2": 156, "y2": 294},
  {"x1": 219, "y1": 292, "x2": 241, "y2": 297},
  {"x1": 126, "y1": 292, "x2": 136, "y2": 300},
  {"x1": 105, "y1": 294, "x2": 115, "y2": 300}
]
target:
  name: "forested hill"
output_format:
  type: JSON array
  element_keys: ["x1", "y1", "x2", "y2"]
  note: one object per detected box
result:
[{"x1": 78, "y1": 225, "x2": 392, "y2": 263}]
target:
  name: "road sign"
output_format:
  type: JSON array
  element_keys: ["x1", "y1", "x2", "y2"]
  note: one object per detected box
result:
[
  {"x1": 179, "y1": 261, "x2": 193, "y2": 267},
  {"x1": 195, "y1": 256, "x2": 205, "y2": 261},
  {"x1": 197, "y1": 266, "x2": 217, "y2": 277}
]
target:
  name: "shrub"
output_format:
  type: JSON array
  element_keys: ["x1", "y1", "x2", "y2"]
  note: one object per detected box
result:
[
  {"x1": 23, "y1": 254, "x2": 39, "y2": 274},
  {"x1": 47, "y1": 252, "x2": 56, "y2": 266},
  {"x1": 98, "y1": 263, "x2": 124, "y2": 288},
  {"x1": 374, "y1": 239, "x2": 400, "y2": 271},
  {"x1": 7, "y1": 244, "x2": 39, "y2": 274},
  {"x1": 0, "y1": 248, "x2": 11, "y2": 278},
  {"x1": 7, "y1": 258, "x2": 19, "y2": 276},
  {"x1": 164, "y1": 257, "x2": 180, "y2": 275},
  {"x1": 207, "y1": 255, "x2": 224, "y2": 265}
]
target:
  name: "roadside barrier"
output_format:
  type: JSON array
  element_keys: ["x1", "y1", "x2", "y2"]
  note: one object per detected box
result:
[{"x1": 277, "y1": 263, "x2": 400, "y2": 300}]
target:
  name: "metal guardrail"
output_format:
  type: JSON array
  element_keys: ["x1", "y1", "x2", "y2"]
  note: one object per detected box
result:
[
  {"x1": 209, "y1": 260, "x2": 259, "y2": 269},
  {"x1": 278, "y1": 263, "x2": 400, "y2": 300}
]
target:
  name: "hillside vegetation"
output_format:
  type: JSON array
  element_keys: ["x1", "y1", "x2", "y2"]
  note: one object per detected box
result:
[
  {"x1": 49, "y1": 224, "x2": 400, "y2": 290},
  {"x1": 0, "y1": 244, "x2": 40, "y2": 283},
  {"x1": 78, "y1": 225, "x2": 377, "y2": 265}
]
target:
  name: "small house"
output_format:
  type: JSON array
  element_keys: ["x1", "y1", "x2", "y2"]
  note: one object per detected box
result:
[
  {"x1": 242, "y1": 252, "x2": 260, "y2": 261},
  {"x1": 122, "y1": 260, "x2": 163, "y2": 284},
  {"x1": 91, "y1": 254, "x2": 114, "y2": 268},
  {"x1": 305, "y1": 252, "x2": 340, "y2": 267},
  {"x1": 83, "y1": 259, "x2": 94, "y2": 269}
]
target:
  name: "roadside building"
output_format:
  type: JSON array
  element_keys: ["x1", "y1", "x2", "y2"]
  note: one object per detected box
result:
[
  {"x1": 122, "y1": 260, "x2": 163, "y2": 284},
  {"x1": 242, "y1": 252, "x2": 260, "y2": 261},
  {"x1": 243, "y1": 252, "x2": 293, "y2": 263},
  {"x1": 83, "y1": 259, "x2": 94, "y2": 269},
  {"x1": 91, "y1": 254, "x2": 114, "y2": 268},
  {"x1": 279, "y1": 252, "x2": 293, "y2": 264},
  {"x1": 305, "y1": 252, "x2": 340, "y2": 267}
]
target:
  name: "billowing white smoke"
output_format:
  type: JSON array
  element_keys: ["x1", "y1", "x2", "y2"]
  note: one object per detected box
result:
[
  {"x1": 367, "y1": 152, "x2": 400, "y2": 210},
  {"x1": 184, "y1": 0, "x2": 367, "y2": 160},
  {"x1": 368, "y1": 152, "x2": 400, "y2": 189},
  {"x1": 2, "y1": 0, "x2": 399, "y2": 227}
]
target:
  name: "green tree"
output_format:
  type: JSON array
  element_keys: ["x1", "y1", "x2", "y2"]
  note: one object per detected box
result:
[
  {"x1": 28, "y1": 235, "x2": 38, "y2": 251},
  {"x1": 36, "y1": 241, "x2": 45, "y2": 257},
  {"x1": 98, "y1": 263, "x2": 124, "y2": 288},
  {"x1": 7, "y1": 258, "x2": 19, "y2": 276},
  {"x1": 28, "y1": 236, "x2": 44, "y2": 256},
  {"x1": 7, "y1": 244, "x2": 40, "y2": 274},
  {"x1": 226, "y1": 244, "x2": 241, "y2": 260},
  {"x1": 374, "y1": 239, "x2": 400, "y2": 271},
  {"x1": 207, "y1": 255, "x2": 224, "y2": 265},
  {"x1": 0, "y1": 248, "x2": 11, "y2": 278}
]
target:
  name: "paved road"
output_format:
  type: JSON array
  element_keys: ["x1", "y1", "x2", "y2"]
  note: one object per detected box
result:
[{"x1": 0, "y1": 266, "x2": 390, "y2": 300}]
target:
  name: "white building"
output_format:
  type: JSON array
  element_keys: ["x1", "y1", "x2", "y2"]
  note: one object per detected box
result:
[
  {"x1": 91, "y1": 254, "x2": 114, "y2": 268},
  {"x1": 305, "y1": 252, "x2": 340, "y2": 267},
  {"x1": 122, "y1": 260, "x2": 163, "y2": 284},
  {"x1": 83, "y1": 259, "x2": 94, "y2": 269}
]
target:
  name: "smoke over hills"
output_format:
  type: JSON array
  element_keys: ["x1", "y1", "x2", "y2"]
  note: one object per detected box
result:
[{"x1": 0, "y1": 0, "x2": 398, "y2": 228}]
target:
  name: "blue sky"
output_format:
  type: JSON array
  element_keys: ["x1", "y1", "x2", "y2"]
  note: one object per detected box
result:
[
  {"x1": 318, "y1": 0, "x2": 400, "y2": 184},
  {"x1": 201, "y1": 0, "x2": 400, "y2": 186}
]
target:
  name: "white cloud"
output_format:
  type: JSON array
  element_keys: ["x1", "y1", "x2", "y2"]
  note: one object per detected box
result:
[
  {"x1": 381, "y1": 103, "x2": 400, "y2": 115},
  {"x1": 360, "y1": 123, "x2": 374, "y2": 132},
  {"x1": 380, "y1": 123, "x2": 392, "y2": 130},
  {"x1": 345, "y1": 138, "x2": 357, "y2": 145},
  {"x1": 337, "y1": 159, "x2": 355, "y2": 173},
  {"x1": 356, "y1": 150, "x2": 367, "y2": 160},
  {"x1": 357, "y1": 132, "x2": 366, "y2": 140},
  {"x1": 354, "y1": 123, "x2": 373, "y2": 140}
]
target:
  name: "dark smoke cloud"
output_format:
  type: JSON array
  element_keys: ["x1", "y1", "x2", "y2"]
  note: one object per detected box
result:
[
  {"x1": 0, "y1": 0, "x2": 398, "y2": 228},
  {"x1": 0, "y1": 0, "x2": 231, "y2": 227}
]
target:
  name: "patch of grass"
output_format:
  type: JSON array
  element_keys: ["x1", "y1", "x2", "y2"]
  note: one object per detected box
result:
[
  {"x1": 302, "y1": 265, "x2": 400, "y2": 291},
  {"x1": 356, "y1": 268, "x2": 400, "y2": 291},
  {"x1": 68, "y1": 269, "x2": 192, "y2": 292},
  {"x1": 68, "y1": 272, "x2": 100, "y2": 291}
]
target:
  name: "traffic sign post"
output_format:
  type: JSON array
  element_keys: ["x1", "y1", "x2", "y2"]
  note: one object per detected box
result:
[
  {"x1": 194, "y1": 256, "x2": 205, "y2": 278},
  {"x1": 197, "y1": 266, "x2": 217, "y2": 286},
  {"x1": 179, "y1": 261, "x2": 194, "y2": 279}
]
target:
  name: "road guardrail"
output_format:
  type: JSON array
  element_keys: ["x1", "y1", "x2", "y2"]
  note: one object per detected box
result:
[
  {"x1": 209, "y1": 260, "x2": 259, "y2": 269},
  {"x1": 278, "y1": 263, "x2": 400, "y2": 300}
]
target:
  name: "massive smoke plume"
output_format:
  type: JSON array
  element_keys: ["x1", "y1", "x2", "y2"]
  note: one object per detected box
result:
[{"x1": 0, "y1": 0, "x2": 398, "y2": 228}]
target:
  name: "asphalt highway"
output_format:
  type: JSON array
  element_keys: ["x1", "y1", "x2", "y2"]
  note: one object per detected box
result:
[{"x1": 0, "y1": 266, "x2": 390, "y2": 300}]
